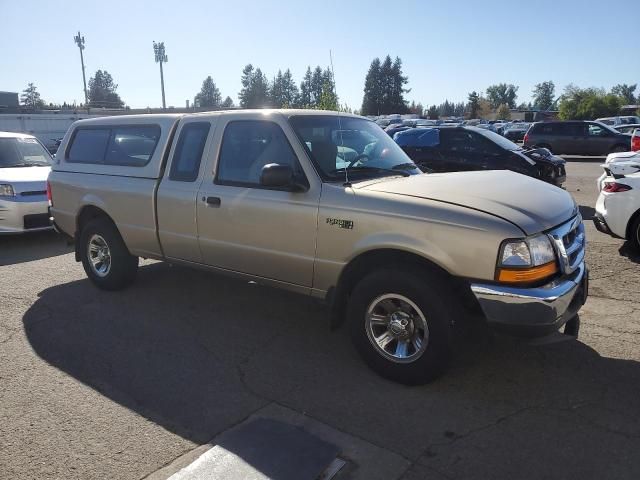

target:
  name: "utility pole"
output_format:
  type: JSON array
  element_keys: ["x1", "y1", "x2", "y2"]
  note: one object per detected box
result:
[
  {"x1": 153, "y1": 41, "x2": 168, "y2": 109},
  {"x1": 74, "y1": 31, "x2": 88, "y2": 106}
]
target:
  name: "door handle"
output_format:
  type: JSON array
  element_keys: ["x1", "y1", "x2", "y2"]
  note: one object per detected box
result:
[{"x1": 204, "y1": 196, "x2": 221, "y2": 207}]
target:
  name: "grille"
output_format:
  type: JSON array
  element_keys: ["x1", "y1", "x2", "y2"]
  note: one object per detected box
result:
[
  {"x1": 548, "y1": 214, "x2": 585, "y2": 275},
  {"x1": 23, "y1": 213, "x2": 50, "y2": 229}
]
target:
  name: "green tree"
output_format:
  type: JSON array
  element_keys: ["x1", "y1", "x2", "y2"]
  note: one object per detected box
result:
[
  {"x1": 496, "y1": 103, "x2": 511, "y2": 120},
  {"x1": 20, "y1": 83, "x2": 44, "y2": 109},
  {"x1": 426, "y1": 105, "x2": 439, "y2": 119},
  {"x1": 361, "y1": 55, "x2": 409, "y2": 115},
  {"x1": 88, "y1": 70, "x2": 124, "y2": 108},
  {"x1": 194, "y1": 76, "x2": 221, "y2": 108},
  {"x1": 486, "y1": 83, "x2": 518, "y2": 109},
  {"x1": 317, "y1": 80, "x2": 338, "y2": 111},
  {"x1": 221, "y1": 96, "x2": 234, "y2": 108},
  {"x1": 532, "y1": 81, "x2": 555, "y2": 110},
  {"x1": 361, "y1": 57, "x2": 382, "y2": 115},
  {"x1": 611, "y1": 83, "x2": 637, "y2": 104},
  {"x1": 238, "y1": 64, "x2": 269, "y2": 108},
  {"x1": 299, "y1": 67, "x2": 313, "y2": 108},
  {"x1": 558, "y1": 85, "x2": 621, "y2": 120},
  {"x1": 467, "y1": 91, "x2": 481, "y2": 118},
  {"x1": 310, "y1": 66, "x2": 324, "y2": 106}
]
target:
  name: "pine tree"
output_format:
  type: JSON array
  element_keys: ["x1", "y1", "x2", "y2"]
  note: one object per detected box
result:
[
  {"x1": 194, "y1": 76, "x2": 221, "y2": 108},
  {"x1": 221, "y1": 96, "x2": 234, "y2": 108},
  {"x1": 467, "y1": 91, "x2": 481, "y2": 118},
  {"x1": 361, "y1": 58, "x2": 382, "y2": 115},
  {"x1": 310, "y1": 66, "x2": 324, "y2": 107},
  {"x1": 20, "y1": 83, "x2": 44, "y2": 109},
  {"x1": 299, "y1": 67, "x2": 313, "y2": 108},
  {"x1": 239, "y1": 64, "x2": 269, "y2": 108},
  {"x1": 88, "y1": 70, "x2": 124, "y2": 108}
]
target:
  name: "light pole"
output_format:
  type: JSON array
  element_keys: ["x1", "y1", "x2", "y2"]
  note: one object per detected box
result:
[
  {"x1": 153, "y1": 41, "x2": 168, "y2": 109},
  {"x1": 74, "y1": 31, "x2": 88, "y2": 106}
]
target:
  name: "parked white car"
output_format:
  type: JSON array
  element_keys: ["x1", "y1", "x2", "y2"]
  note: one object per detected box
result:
[
  {"x1": 596, "y1": 150, "x2": 640, "y2": 191},
  {"x1": 594, "y1": 159, "x2": 640, "y2": 250},
  {"x1": 595, "y1": 116, "x2": 640, "y2": 126},
  {"x1": 0, "y1": 132, "x2": 53, "y2": 234}
]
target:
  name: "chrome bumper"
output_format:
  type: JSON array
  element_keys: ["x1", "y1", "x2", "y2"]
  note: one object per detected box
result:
[{"x1": 470, "y1": 262, "x2": 588, "y2": 336}]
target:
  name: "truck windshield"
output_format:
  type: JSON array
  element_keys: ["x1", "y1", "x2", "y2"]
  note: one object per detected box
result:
[
  {"x1": 289, "y1": 115, "x2": 420, "y2": 181},
  {"x1": 0, "y1": 137, "x2": 52, "y2": 167}
]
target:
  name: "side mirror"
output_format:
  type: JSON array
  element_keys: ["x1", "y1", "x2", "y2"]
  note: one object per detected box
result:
[{"x1": 260, "y1": 163, "x2": 306, "y2": 192}]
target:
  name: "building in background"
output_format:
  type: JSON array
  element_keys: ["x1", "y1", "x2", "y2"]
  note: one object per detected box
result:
[{"x1": 0, "y1": 91, "x2": 19, "y2": 111}]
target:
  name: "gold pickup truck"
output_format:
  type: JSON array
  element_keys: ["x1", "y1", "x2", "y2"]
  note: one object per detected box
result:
[{"x1": 48, "y1": 110, "x2": 588, "y2": 384}]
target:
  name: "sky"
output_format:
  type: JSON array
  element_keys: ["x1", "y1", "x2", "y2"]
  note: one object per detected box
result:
[{"x1": 2, "y1": 0, "x2": 639, "y2": 111}]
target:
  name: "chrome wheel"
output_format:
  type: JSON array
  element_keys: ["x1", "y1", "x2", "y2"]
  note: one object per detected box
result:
[
  {"x1": 88, "y1": 234, "x2": 111, "y2": 277},
  {"x1": 365, "y1": 293, "x2": 429, "y2": 363}
]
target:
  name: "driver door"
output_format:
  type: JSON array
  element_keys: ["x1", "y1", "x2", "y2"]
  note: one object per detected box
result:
[{"x1": 196, "y1": 117, "x2": 321, "y2": 288}]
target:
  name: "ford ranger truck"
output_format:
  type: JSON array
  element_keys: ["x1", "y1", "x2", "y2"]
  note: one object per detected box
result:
[{"x1": 48, "y1": 110, "x2": 588, "y2": 385}]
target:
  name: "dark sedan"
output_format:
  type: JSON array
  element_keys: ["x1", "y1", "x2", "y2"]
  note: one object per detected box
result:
[{"x1": 394, "y1": 126, "x2": 566, "y2": 186}]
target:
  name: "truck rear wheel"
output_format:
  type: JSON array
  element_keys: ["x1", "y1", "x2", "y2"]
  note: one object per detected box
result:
[
  {"x1": 79, "y1": 218, "x2": 138, "y2": 290},
  {"x1": 347, "y1": 268, "x2": 454, "y2": 385}
]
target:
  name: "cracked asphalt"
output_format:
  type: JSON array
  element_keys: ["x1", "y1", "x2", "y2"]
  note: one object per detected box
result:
[{"x1": 1, "y1": 159, "x2": 639, "y2": 480}]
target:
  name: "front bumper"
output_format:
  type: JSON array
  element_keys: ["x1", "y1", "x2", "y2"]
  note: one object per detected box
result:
[
  {"x1": 0, "y1": 196, "x2": 52, "y2": 234},
  {"x1": 470, "y1": 262, "x2": 588, "y2": 337}
]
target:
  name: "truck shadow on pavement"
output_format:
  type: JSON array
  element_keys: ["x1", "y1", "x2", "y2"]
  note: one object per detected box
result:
[
  {"x1": 22, "y1": 262, "x2": 640, "y2": 478},
  {"x1": 0, "y1": 230, "x2": 72, "y2": 266}
]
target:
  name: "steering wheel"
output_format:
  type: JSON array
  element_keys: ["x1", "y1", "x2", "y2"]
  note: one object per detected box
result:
[{"x1": 346, "y1": 154, "x2": 370, "y2": 169}]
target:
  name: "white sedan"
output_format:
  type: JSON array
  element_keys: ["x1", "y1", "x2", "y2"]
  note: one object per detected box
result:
[
  {"x1": 594, "y1": 159, "x2": 640, "y2": 250},
  {"x1": 0, "y1": 132, "x2": 53, "y2": 234}
]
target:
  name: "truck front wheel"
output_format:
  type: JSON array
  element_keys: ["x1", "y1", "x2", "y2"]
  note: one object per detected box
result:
[
  {"x1": 347, "y1": 268, "x2": 454, "y2": 385},
  {"x1": 79, "y1": 218, "x2": 139, "y2": 290}
]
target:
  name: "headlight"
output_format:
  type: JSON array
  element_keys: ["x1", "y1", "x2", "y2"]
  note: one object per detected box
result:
[
  {"x1": 0, "y1": 184, "x2": 16, "y2": 197},
  {"x1": 497, "y1": 234, "x2": 558, "y2": 284}
]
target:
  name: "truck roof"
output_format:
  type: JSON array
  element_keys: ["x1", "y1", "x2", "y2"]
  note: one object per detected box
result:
[{"x1": 69, "y1": 109, "x2": 365, "y2": 127}]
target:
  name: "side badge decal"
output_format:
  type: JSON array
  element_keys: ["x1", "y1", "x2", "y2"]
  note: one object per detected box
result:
[{"x1": 326, "y1": 218, "x2": 354, "y2": 230}]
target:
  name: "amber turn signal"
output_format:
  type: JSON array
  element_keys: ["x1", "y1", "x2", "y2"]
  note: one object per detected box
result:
[{"x1": 496, "y1": 261, "x2": 558, "y2": 284}]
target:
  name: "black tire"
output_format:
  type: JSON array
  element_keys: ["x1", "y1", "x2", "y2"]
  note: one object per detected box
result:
[
  {"x1": 79, "y1": 217, "x2": 138, "y2": 290},
  {"x1": 630, "y1": 215, "x2": 640, "y2": 252},
  {"x1": 611, "y1": 144, "x2": 628, "y2": 153},
  {"x1": 347, "y1": 268, "x2": 454, "y2": 385}
]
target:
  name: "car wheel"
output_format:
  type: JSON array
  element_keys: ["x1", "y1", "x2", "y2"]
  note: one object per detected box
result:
[
  {"x1": 630, "y1": 215, "x2": 640, "y2": 252},
  {"x1": 79, "y1": 217, "x2": 139, "y2": 290},
  {"x1": 347, "y1": 268, "x2": 454, "y2": 385},
  {"x1": 611, "y1": 144, "x2": 628, "y2": 153}
]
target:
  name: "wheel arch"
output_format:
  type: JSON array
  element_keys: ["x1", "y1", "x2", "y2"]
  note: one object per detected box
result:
[
  {"x1": 626, "y1": 207, "x2": 640, "y2": 242},
  {"x1": 74, "y1": 204, "x2": 118, "y2": 261},
  {"x1": 328, "y1": 248, "x2": 475, "y2": 329}
]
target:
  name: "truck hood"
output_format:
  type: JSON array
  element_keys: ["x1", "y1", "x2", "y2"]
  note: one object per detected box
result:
[{"x1": 359, "y1": 170, "x2": 576, "y2": 235}]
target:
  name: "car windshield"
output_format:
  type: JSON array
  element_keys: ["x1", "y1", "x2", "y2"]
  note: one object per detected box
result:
[
  {"x1": 0, "y1": 137, "x2": 52, "y2": 167},
  {"x1": 289, "y1": 115, "x2": 420, "y2": 181},
  {"x1": 471, "y1": 127, "x2": 521, "y2": 150}
]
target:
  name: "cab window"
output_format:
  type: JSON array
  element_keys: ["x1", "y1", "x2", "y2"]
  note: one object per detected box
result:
[
  {"x1": 169, "y1": 123, "x2": 210, "y2": 182},
  {"x1": 216, "y1": 121, "x2": 305, "y2": 187}
]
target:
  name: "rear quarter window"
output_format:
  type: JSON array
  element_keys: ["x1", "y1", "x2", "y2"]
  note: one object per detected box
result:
[{"x1": 67, "y1": 125, "x2": 161, "y2": 166}]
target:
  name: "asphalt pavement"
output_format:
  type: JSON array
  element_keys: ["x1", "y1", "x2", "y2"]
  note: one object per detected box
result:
[{"x1": 1, "y1": 159, "x2": 639, "y2": 480}]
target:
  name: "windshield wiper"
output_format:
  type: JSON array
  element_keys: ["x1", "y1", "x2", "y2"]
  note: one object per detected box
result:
[
  {"x1": 392, "y1": 162, "x2": 418, "y2": 170},
  {"x1": 330, "y1": 166, "x2": 411, "y2": 178}
]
